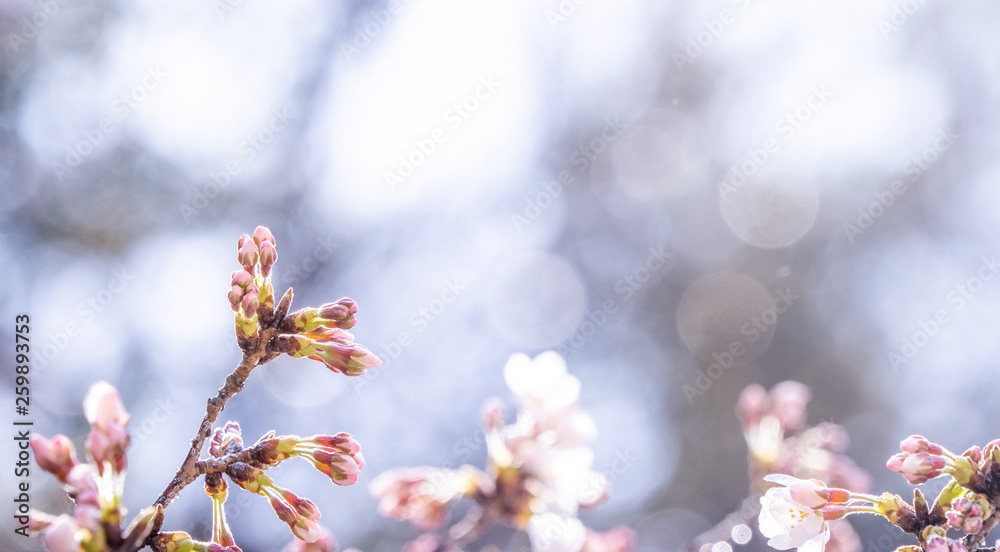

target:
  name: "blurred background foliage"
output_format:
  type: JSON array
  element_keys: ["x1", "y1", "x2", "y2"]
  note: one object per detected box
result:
[{"x1": 2, "y1": 0, "x2": 1000, "y2": 551}]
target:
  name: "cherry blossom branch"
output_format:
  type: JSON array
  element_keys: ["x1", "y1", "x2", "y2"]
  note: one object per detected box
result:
[{"x1": 139, "y1": 326, "x2": 278, "y2": 551}]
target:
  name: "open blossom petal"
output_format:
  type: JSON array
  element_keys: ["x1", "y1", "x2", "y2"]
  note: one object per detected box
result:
[
  {"x1": 504, "y1": 352, "x2": 580, "y2": 421},
  {"x1": 759, "y1": 478, "x2": 831, "y2": 552},
  {"x1": 527, "y1": 512, "x2": 587, "y2": 552},
  {"x1": 42, "y1": 515, "x2": 80, "y2": 552}
]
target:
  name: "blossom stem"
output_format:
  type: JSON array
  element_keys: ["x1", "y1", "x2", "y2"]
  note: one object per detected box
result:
[{"x1": 138, "y1": 326, "x2": 279, "y2": 552}]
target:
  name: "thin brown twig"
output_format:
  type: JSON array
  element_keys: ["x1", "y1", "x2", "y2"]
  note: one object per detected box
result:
[{"x1": 135, "y1": 327, "x2": 278, "y2": 551}]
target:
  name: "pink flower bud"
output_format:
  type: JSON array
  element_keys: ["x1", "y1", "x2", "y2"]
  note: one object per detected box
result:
[
  {"x1": 894, "y1": 452, "x2": 946, "y2": 484},
  {"x1": 736, "y1": 383, "x2": 768, "y2": 430},
  {"x1": 899, "y1": 435, "x2": 944, "y2": 455},
  {"x1": 242, "y1": 290, "x2": 259, "y2": 318},
  {"x1": 259, "y1": 241, "x2": 277, "y2": 278},
  {"x1": 30, "y1": 434, "x2": 78, "y2": 483},
  {"x1": 66, "y1": 464, "x2": 100, "y2": 507},
  {"x1": 951, "y1": 497, "x2": 972, "y2": 514},
  {"x1": 926, "y1": 536, "x2": 952, "y2": 552},
  {"x1": 886, "y1": 453, "x2": 906, "y2": 472},
  {"x1": 42, "y1": 515, "x2": 79, "y2": 552},
  {"x1": 480, "y1": 397, "x2": 506, "y2": 432},
  {"x1": 963, "y1": 517, "x2": 983, "y2": 534},
  {"x1": 232, "y1": 269, "x2": 254, "y2": 288},
  {"x1": 307, "y1": 432, "x2": 362, "y2": 456},
  {"x1": 269, "y1": 495, "x2": 299, "y2": 524},
  {"x1": 228, "y1": 286, "x2": 244, "y2": 311},
  {"x1": 311, "y1": 449, "x2": 363, "y2": 485},
  {"x1": 238, "y1": 234, "x2": 259, "y2": 272},
  {"x1": 770, "y1": 380, "x2": 811, "y2": 432},
  {"x1": 964, "y1": 445, "x2": 983, "y2": 464},
  {"x1": 84, "y1": 381, "x2": 128, "y2": 428},
  {"x1": 290, "y1": 518, "x2": 322, "y2": 543},
  {"x1": 317, "y1": 298, "x2": 358, "y2": 330},
  {"x1": 285, "y1": 493, "x2": 321, "y2": 520},
  {"x1": 252, "y1": 226, "x2": 275, "y2": 248},
  {"x1": 209, "y1": 422, "x2": 243, "y2": 458}
]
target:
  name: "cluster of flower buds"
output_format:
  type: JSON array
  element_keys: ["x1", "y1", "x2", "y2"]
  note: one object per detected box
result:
[
  {"x1": 944, "y1": 495, "x2": 988, "y2": 534},
  {"x1": 885, "y1": 435, "x2": 984, "y2": 487},
  {"x1": 199, "y1": 422, "x2": 362, "y2": 545},
  {"x1": 227, "y1": 226, "x2": 381, "y2": 378},
  {"x1": 370, "y1": 351, "x2": 635, "y2": 552},
  {"x1": 232, "y1": 467, "x2": 323, "y2": 543},
  {"x1": 229, "y1": 227, "x2": 279, "y2": 346},
  {"x1": 27, "y1": 382, "x2": 163, "y2": 552},
  {"x1": 259, "y1": 432, "x2": 366, "y2": 486}
]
